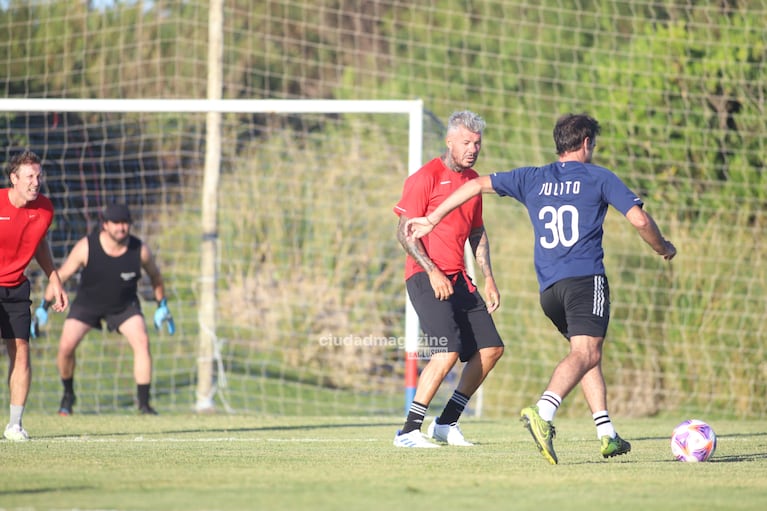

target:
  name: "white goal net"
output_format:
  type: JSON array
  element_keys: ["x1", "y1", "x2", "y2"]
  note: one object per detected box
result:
[
  {"x1": 0, "y1": 1, "x2": 765, "y2": 419},
  {"x1": 1, "y1": 97, "x2": 442, "y2": 415}
]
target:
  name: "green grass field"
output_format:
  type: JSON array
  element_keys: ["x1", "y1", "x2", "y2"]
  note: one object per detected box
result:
[{"x1": 1, "y1": 414, "x2": 765, "y2": 511}]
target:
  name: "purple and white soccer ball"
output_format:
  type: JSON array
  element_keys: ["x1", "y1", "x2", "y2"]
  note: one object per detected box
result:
[{"x1": 671, "y1": 419, "x2": 717, "y2": 462}]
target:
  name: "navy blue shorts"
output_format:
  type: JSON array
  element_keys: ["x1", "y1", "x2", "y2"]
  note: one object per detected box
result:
[
  {"x1": 540, "y1": 274, "x2": 610, "y2": 339},
  {"x1": 406, "y1": 271, "x2": 503, "y2": 362},
  {"x1": 67, "y1": 299, "x2": 144, "y2": 333},
  {"x1": 0, "y1": 280, "x2": 32, "y2": 341}
]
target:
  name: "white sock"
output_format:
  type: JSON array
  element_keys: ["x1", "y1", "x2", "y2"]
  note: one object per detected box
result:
[
  {"x1": 593, "y1": 410, "x2": 616, "y2": 439},
  {"x1": 9, "y1": 404, "x2": 24, "y2": 427},
  {"x1": 536, "y1": 391, "x2": 562, "y2": 422}
]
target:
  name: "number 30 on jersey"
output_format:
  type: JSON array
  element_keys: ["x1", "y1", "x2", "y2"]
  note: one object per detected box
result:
[{"x1": 538, "y1": 205, "x2": 579, "y2": 248}]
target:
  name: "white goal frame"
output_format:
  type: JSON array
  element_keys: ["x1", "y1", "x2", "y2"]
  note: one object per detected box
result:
[{"x1": 0, "y1": 98, "x2": 424, "y2": 413}]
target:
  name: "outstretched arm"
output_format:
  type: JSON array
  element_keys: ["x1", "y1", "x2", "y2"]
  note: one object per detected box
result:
[
  {"x1": 406, "y1": 175, "x2": 495, "y2": 239},
  {"x1": 625, "y1": 205, "x2": 676, "y2": 260}
]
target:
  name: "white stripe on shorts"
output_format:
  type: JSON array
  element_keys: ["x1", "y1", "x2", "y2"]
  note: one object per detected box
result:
[{"x1": 592, "y1": 275, "x2": 605, "y2": 317}]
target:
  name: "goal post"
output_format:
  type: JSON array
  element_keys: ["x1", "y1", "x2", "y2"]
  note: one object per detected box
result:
[{"x1": 0, "y1": 97, "x2": 424, "y2": 414}]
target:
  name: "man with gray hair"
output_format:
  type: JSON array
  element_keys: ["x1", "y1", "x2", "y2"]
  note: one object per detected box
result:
[
  {"x1": 392, "y1": 111, "x2": 505, "y2": 447},
  {"x1": 406, "y1": 113, "x2": 676, "y2": 463}
]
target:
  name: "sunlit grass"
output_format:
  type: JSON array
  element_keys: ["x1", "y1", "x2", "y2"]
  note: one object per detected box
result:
[{"x1": 1, "y1": 414, "x2": 765, "y2": 511}]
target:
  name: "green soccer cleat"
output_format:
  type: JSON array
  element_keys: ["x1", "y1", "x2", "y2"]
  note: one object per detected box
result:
[
  {"x1": 601, "y1": 433, "x2": 632, "y2": 458},
  {"x1": 520, "y1": 406, "x2": 558, "y2": 465}
]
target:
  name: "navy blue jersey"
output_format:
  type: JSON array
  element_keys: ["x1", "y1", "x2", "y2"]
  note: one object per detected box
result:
[{"x1": 490, "y1": 161, "x2": 643, "y2": 291}]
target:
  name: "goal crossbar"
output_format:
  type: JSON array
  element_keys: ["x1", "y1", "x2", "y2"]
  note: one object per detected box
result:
[{"x1": 0, "y1": 98, "x2": 421, "y2": 115}]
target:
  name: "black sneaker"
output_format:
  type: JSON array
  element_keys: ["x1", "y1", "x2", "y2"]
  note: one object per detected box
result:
[
  {"x1": 139, "y1": 404, "x2": 158, "y2": 415},
  {"x1": 59, "y1": 392, "x2": 76, "y2": 416}
]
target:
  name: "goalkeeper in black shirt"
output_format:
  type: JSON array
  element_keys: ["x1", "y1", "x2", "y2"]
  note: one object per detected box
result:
[{"x1": 34, "y1": 203, "x2": 174, "y2": 415}]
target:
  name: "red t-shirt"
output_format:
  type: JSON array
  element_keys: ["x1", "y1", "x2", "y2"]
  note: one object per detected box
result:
[
  {"x1": 393, "y1": 157, "x2": 483, "y2": 280},
  {"x1": 0, "y1": 188, "x2": 54, "y2": 287}
]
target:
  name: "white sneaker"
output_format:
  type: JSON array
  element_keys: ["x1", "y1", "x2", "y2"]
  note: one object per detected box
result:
[
  {"x1": 427, "y1": 418, "x2": 474, "y2": 446},
  {"x1": 393, "y1": 429, "x2": 440, "y2": 448},
  {"x1": 4, "y1": 423, "x2": 30, "y2": 442}
]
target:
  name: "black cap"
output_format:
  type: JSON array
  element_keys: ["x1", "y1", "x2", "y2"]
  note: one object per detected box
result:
[{"x1": 103, "y1": 203, "x2": 132, "y2": 223}]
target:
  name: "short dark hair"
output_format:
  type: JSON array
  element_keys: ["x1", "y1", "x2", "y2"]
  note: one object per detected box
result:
[
  {"x1": 553, "y1": 114, "x2": 600, "y2": 155},
  {"x1": 6, "y1": 150, "x2": 42, "y2": 179}
]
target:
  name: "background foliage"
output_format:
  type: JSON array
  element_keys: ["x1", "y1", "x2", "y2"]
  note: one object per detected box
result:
[{"x1": 0, "y1": 0, "x2": 764, "y2": 418}]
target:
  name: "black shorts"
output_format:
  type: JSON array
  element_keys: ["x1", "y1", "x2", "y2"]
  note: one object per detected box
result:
[
  {"x1": 540, "y1": 274, "x2": 610, "y2": 339},
  {"x1": 0, "y1": 280, "x2": 32, "y2": 341},
  {"x1": 68, "y1": 300, "x2": 144, "y2": 333},
  {"x1": 406, "y1": 271, "x2": 503, "y2": 362}
]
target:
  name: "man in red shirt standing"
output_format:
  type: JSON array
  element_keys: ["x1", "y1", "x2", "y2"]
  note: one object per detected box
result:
[
  {"x1": 0, "y1": 150, "x2": 68, "y2": 441},
  {"x1": 392, "y1": 111, "x2": 504, "y2": 447}
]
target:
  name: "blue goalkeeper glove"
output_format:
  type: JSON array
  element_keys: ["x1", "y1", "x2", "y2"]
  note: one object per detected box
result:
[
  {"x1": 30, "y1": 299, "x2": 49, "y2": 339},
  {"x1": 153, "y1": 298, "x2": 175, "y2": 335}
]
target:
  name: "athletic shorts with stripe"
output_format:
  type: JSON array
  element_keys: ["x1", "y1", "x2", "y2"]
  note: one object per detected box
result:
[
  {"x1": 406, "y1": 271, "x2": 504, "y2": 362},
  {"x1": 540, "y1": 274, "x2": 610, "y2": 339}
]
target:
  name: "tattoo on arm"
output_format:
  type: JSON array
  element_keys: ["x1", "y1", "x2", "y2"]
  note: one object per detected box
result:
[
  {"x1": 397, "y1": 216, "x2": 436, "y2": 273},
  {"x1": 469, "y1": 227, "x2": 494, "y2": 279}
]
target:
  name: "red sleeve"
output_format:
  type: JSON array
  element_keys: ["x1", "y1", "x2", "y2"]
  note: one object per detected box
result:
[
  {"x1": 393, "y1": 170, "x2": 432, "y2": 218},
  {"x1": 394, "y1": 159, "x2": 442, "y2": 219}
]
